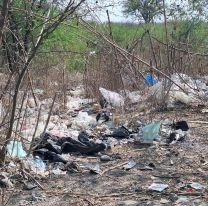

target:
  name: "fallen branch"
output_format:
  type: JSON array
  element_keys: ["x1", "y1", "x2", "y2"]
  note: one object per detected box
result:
[
  {"x1": 100, "y1": 161, "x2": 128, "y2": 176},
  {"x1": 80, "y1": 19, "x2": 188, "y2": 94},
  {"x1": 189, "y1": 121, "x2": 208, "y2": 124},
  {"x1": 22, "y1": 169, "x2": 45, "y2": 190}
]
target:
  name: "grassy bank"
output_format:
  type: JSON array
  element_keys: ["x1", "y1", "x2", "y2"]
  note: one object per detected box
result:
[{"x1": 38, "y1": 20, "x2": 208, "y2": 71}]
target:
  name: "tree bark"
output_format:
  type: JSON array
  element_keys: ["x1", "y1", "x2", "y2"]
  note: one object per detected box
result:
[{"x1": 0, "y1": 0, "x2": 10, "y2": 44}]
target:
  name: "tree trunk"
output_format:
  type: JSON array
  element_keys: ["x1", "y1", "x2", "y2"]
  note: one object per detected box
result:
[{"x1": 0, "y1": 0, "x2": 10, "y2": 44}]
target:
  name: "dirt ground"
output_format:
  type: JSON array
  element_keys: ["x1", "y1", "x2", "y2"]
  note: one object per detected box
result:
[{"x1": 3, "y1": 109, "x2": 208, "y2": 206}]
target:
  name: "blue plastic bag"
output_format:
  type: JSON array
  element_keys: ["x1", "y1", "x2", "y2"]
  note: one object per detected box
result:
[
  {"x1": 6, "y1": 140, "x2": 27, "y2": 158},
  {"x1": 142, "y1": 122, "x2": 161, "y2": 143},
  {"x1": 145, "y1": 72, "x2": 158, "y2": 86}
]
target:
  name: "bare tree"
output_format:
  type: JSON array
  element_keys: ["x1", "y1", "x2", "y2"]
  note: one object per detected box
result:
[
  {"x1": 0, "y1": 0, "x2": 10, "y2": 44},
  {"x1": 0, "y1": 0, "x2": 85, "y2": 162}
]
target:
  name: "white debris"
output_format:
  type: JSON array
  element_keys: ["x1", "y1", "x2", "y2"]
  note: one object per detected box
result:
[
  {"x1": 127, "y1": 91, "x2": 142, "y2": 103},
  {"x1": 190, "y1": 182, "x2": 204, "y2": 190},
  {"x1": 148, "y1": 183, "x2": 168, "y2": 192},
  {"x1": 99, "y1": 87, "x2": 124, "y2": 107},
  {"x1": 66, "y1": 96, "x2": 81, "y2": 110},
  {"x1": 170, "y1": 91, "x2": 200, "y2": 106},
  {"x1": 72, "y1": 111, "x2": 97, "y2": 129}
]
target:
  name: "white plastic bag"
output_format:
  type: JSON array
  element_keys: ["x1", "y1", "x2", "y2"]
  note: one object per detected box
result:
[
  {"x1": 66, "y1": 96, "x2": 81, "y2": 110},
  {"x1": 99, "y1": 87, "x2": 124, "y2": 107},
  {"x1": 127, "y1": 91, "x2": 141, "y2": 103},
  {"x1": 170, "y1": 91, "x2": 200, "y2": 105},
  {"x1": 23, "y1": 157, "x2": 47, "y2": 176},
  {"x1": 148, "y1": 82, "x2": 164, "y2": 101},
  {"x1": 72, "y1": 111, "x2": 97, "y2": 129}
]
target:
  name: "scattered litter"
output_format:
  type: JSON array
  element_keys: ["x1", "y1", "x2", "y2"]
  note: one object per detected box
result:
[
  {"x1": 148, "y1": 183, "x2": 168, "y2": 192},
  {"x1": 6, "y1": 140, "x2": 27, "y2": 158},
  {"x1": 127, "y1": 91, "x2": 142, "y2": 103},
  {"x1": 65, "y1": 161, "x2": 80, "y2": 173},
  {"x1": 139, "y1": 162, "x2": 155, "y2": 171},
  {"x1": 1, "y1": 73, "x2": 208, "y2": 205},
  {"x1": 189, "y1": 182, "x2": 204, "y2": 190},
  {"x1": 47, "y1": 129, "x2": 66, "y2": 138},
  {"x1": 61, "y1": 133, "x2": 106, "y2": 155},
  {"x1": 31, "y1": 192, "x2": 45, "y2": 202},
  {"x1": 34, "y1": 132, "x2": 106, "y2": 161},
  {"x1": 105, "y1": 126, "x2": 131, "y2": 139},
  {"x1": 145, "y1": 72, "x2": 158, "y2": 86},
  {"x1": 100, "y1": 155, "x2": 111, "y2": 162},
  {"x1": 172, "y1": 121, "x2": 189, "y2": 131},
  {"x1": 0, "y1": 172, "x2": 13, "y2": 188},
  {"x1": 51, "y1": 168, "x2": 67, "y2": 175},
  {"x1": 170, "y1": 91, "x2": 196, "y2": 105},
  {"x1": 201, "y1": 109, "x2": 208, "y2": 113},
  {"x1": 86, "y1": 163, "x2": 101, "y2": 174},
  {"x1": 142, "y1": 122, "x2": 161, "y2": 143},
  {"x1": 23, "y1": 157, "x2": 47, "y2": 176},
  {"x1": 96, "y1": 108, "x2": 110, "y2": 123},
  {"x1": 148, "y1": 81, "x2": 164, "y2": 101},
  {"x1": 23, "y1": 181, "x2": 37, "y2": 190},
  {"x1": 123, "y1": 159, "x2": 137, "y2": 170},
  {"x1": 99, "y1": 87, "x2": 124, "y2": 107},
  {"x1": 166, "y1": 132, "x2": 185, "y2": 144},
  {"x1": 72, "y1": 111, "x2": 97, "y2": 129}
]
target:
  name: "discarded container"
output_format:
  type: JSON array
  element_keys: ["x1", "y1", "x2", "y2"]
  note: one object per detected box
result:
[
  {"x1": 145, "y1": 72, "x2": 158, "y2": 86},
  {"x1": 148, "y1": 183, "x2": 168, "y2": 192},
  {"x1": 142, "y1": 122, "x2": 161, "y2": 143},
  {"x1": 99, "y1": 87, "x2": 124, "y2": 107},
  {"x1": 6, "y1": 140, "x2": 27, "y2": 158}
]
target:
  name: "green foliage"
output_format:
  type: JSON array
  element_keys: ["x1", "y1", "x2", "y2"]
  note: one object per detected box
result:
[
  {"x1": 38, "y1": 19, "x2": 208, "y2": 71},
  {"x1": 40, "y1": 22, "x2": 92, "y2": 71},
  {"x1": 123, "y1": 0, "x2": 163, "y2": 23}
]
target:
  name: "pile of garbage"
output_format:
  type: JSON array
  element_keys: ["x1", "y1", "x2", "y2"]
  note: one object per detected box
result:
[
  {"x1": 1, "y1": 73, "x2": 208, "y2": 206},
  {"x1": 3, "y1": 88, "x2": 191, "y2": 180},
  {"x1": 3, "y1": 74, "x2": 200, "y2": 165}
]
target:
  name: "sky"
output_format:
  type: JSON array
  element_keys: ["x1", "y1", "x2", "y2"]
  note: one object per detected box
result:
[
  {"x1": 85, "y1": 0, "x2": 190, "y2": 23},
  {"x1": 85, "y1": 0, "x2": 134, "y2": 23}
]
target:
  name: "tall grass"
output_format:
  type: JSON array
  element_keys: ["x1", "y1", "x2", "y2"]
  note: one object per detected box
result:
[{"x1": 38, "y1": 20, "x2": 208, "y2": 71}]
